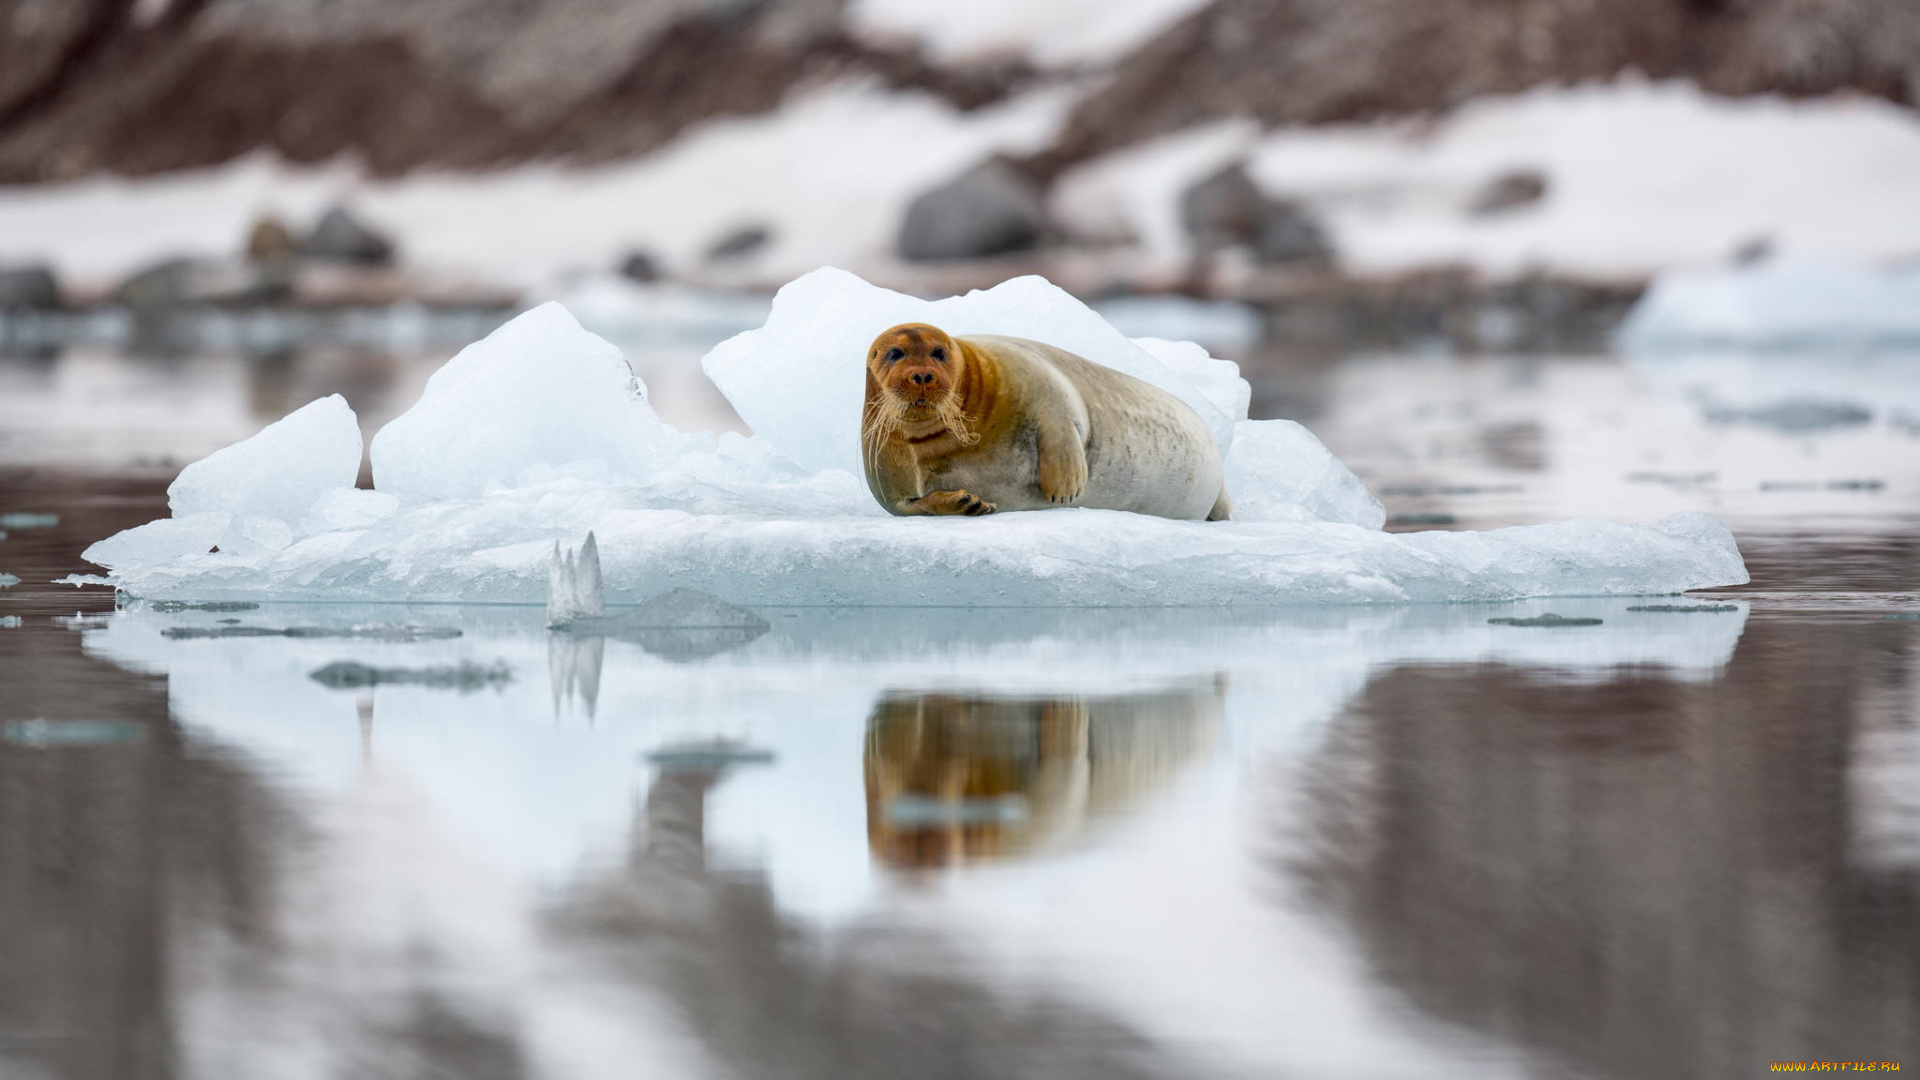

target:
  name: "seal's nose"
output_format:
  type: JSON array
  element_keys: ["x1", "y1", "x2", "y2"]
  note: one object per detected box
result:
[{"x1": 909, "y1": 370, "x2": 936, "y2": 386}]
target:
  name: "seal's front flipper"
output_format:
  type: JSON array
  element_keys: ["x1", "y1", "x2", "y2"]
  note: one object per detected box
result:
[
  {"x1": 898, "y1": 490, "x2": 997, "y2": 516},
  {"x1": 1036, "y1": 427, "x2": 1088, "y2": 505}
]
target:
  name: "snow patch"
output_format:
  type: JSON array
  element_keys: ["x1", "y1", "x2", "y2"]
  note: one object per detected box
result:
[
  {"x1": 0, "y1": 84, "x2": 1074, "y2": 288},
  {"x1": 1057, "y1": 82, "x2": 1920, "y2": 279},
  {"x1": 849, "y1": 0, "x2": 1214, "y2": 66}
]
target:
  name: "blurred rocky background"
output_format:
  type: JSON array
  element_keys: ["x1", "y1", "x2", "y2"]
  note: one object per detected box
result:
[{"x1": 1, "y1": 0, "x2": 1917, "y2": 352}]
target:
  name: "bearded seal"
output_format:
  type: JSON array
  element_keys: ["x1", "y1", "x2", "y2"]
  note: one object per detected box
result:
[{"x1": 860, "y1": 323, "x2": 1231, "y2": 520}]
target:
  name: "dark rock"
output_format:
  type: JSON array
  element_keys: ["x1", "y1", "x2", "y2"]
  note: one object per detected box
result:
[
  {"x1": 246, "y1": 216, "x2": 298, "y2": 263},
  {"x1": 111, "y1": 256, "x2": 289, "y2": 347},
  {"x1": 618, "y1": 250, "x2": 661, "y2": 282},
  {"x1": 300, "y1": 206, "x2": 395, "y2": 265},
  {"x1": 1180, "y1": 160, "x2": 1331, "y2": 266},
  {"x1": 1732, "y1": 234, "x2": 1775, "y2": 265},
  {"x1": 1181, "y1": 161, "x2": 1269, "y2": 253},
  {"x1": 112, "y1": 257, "x2": 202, "y2": 312},
  {"x1": 705, "y1": 223, "x2": 772, "y2": 263},
  {"x1": 1252, "y1": 200, "x2": 1334, "y2": 265},
  {"x1": 1466, "y1": 169, "x2": 1548, "y2": 216},
  {"x1": 0, "y1": 265, "x2": 60, "y2": 310},
  {"x1": 1388, "y1": 512, "x2": 1457, "y2": 526},
  {"x1": 897, "y1": 157, "x2": 1046, "y2": 262}
]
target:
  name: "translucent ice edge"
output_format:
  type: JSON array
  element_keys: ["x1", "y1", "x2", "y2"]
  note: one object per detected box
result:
[{"x1": 80, "y1": 269, "x2": 1749, "y2": 605}]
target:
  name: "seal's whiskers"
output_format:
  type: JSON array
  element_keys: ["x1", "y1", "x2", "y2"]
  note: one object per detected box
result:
[{"x1": 936, "y1": 397, "x2": 980, "y2": 446}]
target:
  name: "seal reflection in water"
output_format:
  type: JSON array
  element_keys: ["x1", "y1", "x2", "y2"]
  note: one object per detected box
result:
[
  {"x1": 863, "y1": 679, "x2": 1225, "y2": 868},
  {"x1": 861, "y1": 324, "x2": 1233, "y2": 520}
]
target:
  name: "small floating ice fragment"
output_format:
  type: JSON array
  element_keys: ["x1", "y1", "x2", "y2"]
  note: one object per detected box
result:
[
  {"x1": 885, "y1": 794, "x2": 1029, "y2": 827},
  {"x1": 1619, "y1": 259, "x2": 1920, "y2": 354},
  {"x1": 548, "y1": 533, "x2": 769, "y2": 659},
  {"x1": 3, "y1": 719, "x2": 146, "y2": 747},
  {"x1": 1488, "y1": 613, "x2": 1604, "y2": 627},
  {"x1": 645, "y1": 738, "x2": 777, "y2": 772},
  {"x1": 308, "y1": 660, "x2": 512, "y2": 691},
  {"x1": 547, "y1": 532, "x2": 606, "y2": 626},
  {"x1": 0, "y1": 572, "x2": 18, "y2": 587},
  {"x1": 0, "y1": 615, "x2": 21, "y2": 628},
  {"x1": 0, "y1": 513, "x2": 57, "y2": 529}
]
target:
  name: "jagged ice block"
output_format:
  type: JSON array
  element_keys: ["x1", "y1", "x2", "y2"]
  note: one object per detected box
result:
[{"x1": 78, "y1": 271, "x2": 1748, "y2": 605}]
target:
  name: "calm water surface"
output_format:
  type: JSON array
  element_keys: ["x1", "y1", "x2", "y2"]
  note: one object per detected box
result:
[{"x1": 0, "y1": 333, "x2": 1916, "y2": 1080}]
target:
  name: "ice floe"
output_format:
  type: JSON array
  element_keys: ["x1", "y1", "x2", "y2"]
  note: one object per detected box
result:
[
  {"x1": 1619, "y1": 259, "x2": 1920, "y2": 355},
  {"x1": 78, "y1": 270, "x2": 1747, "y2": 605}
]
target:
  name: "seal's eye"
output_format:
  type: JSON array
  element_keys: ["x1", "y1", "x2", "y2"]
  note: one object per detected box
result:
[
  {"x1": 885, "y1": 347, "x2": 905, "y2": 362},
  {"x1": 930, "y1": 347, "x2": 946, "y2": 361}
]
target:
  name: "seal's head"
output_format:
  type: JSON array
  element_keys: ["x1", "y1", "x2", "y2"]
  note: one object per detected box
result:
[{"x1": 866, "y1": 322, "x2": 964, "y2": 422}]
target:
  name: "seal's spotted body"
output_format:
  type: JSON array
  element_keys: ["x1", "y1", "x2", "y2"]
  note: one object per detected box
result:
[{"x1": 861, "y1": 324, "x2": 1230, "y2": 521}]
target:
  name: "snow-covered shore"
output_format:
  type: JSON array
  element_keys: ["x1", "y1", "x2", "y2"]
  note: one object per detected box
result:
[{"x1": 4, "y1": 81, "x2": 1915, "y2": 295}]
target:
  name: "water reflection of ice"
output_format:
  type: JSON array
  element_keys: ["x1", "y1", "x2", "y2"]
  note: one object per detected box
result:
[
  {"x1": 85, "y1": 600, "x2": 1745, "y2": 907},
  {"x1": 60, "y1": 590, "x2": 1763, "y2": 1079}
]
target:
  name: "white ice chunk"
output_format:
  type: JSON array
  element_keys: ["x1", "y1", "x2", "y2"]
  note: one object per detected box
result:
[
  {"x1": 166, "y1": 394, "x2": 361, "y2": 550},
  {"x1": 371, "y1": 302, "x2": 665, "y2": 500},
  {"x1": 299, "y1": 487, "x2": 400, "y2": 534},
  {"x1": 83, "y1": 489, "x2": 1744, "y2": 605},
  {"x1": 1131, "y1": 336, "x2": 1251, "y2": 425},
  {"x1": 1225, "y1": 419, "x2": 1385, "y2": 529},
  {"x1": 703, "y1": 267, "x2": 1235, "y2": 476},
  {"x1": 548, "y1": 532, "x2": 606, "y2": 626},
  {"x1": 1619, "y1": 259, "x2": 1920, "y2": 354},
  {"x1": 82, "y1": 279, "x2": 1749, "y2": 606},
  {"x1": 228, "y1": 515, "x2": 294, "y2": 558},
  {"x1": 82, "y1": 512, "x2": 230, "y2": 571}
]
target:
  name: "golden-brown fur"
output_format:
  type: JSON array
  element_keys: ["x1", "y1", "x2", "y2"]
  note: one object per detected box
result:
[{"x1": 860, "y1": 322, "x2": 1231, "y2": 520}]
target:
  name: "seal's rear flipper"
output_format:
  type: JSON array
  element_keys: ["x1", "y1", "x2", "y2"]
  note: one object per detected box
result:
[
  {"x1": 547, "y1": 532, "x2": 606, "y2": 628},
  {"x1": 1208, "y1": 486, "x2": 1233, "y2": 522}
]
